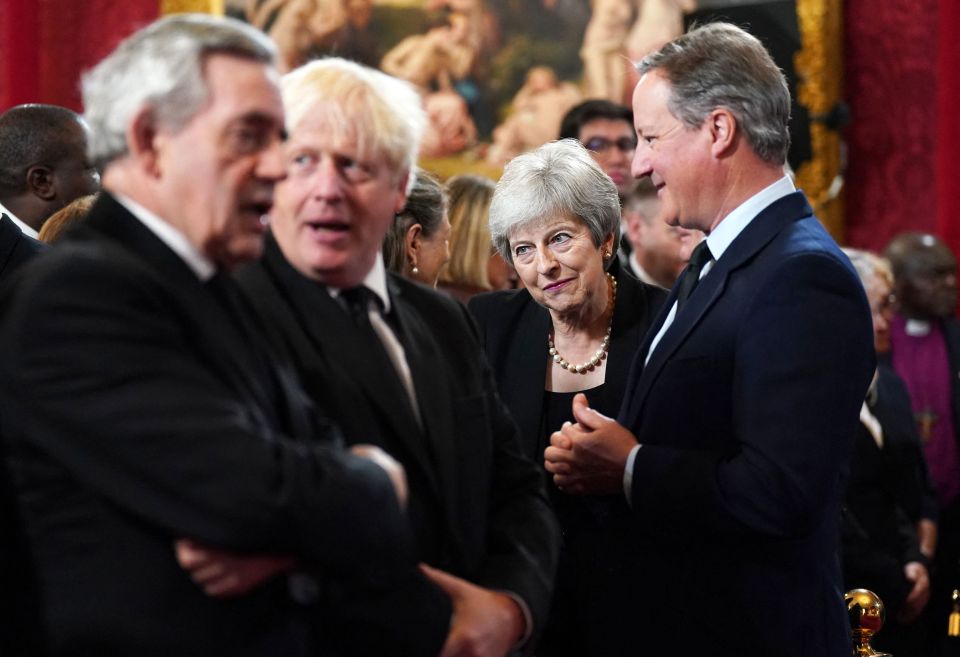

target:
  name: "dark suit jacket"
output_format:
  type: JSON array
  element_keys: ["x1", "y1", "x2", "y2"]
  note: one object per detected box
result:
[
  {"x1": 619, "y1": 192, "x2": 876, "y2": 657},
  {"x1": 0, "y1": 211, "x2": 45, "y2": 657},
  {"x1": 842, "y1": 365, "x2": 928, "y2": 615},
  {"x1": 235, "y1": 234, "x2": 560, "y2": 648},
  {"x1": 0, "y1": 193, "x2": 426, "y2": 657},
  {"x1": 468, "y1": 266, "x2": 666, "y2": 657},
  {"x1": 0, "y1": 213, "x2": 44, "y2": 281}
]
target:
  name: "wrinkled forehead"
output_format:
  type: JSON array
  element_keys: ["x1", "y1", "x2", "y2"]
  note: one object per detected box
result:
[
  {"x1": 508, "y1": 210, "x2": 583, "y2": 243},
  {"x1": 289, "y1": 100, "x2": 382, "y2": 162}
]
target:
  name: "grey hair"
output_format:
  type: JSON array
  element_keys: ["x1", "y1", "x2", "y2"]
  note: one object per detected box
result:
[
  {"x1": 489, "y1": 139, "x2": 621, "y2": 265},
  {"x1": 637, "y1": 22, "x2": 791, "y2": 165},
  {"x1": 383, "y1": 168, "x2": 446, "y2": 274},
  {"x1": 82, "y1": 13, "x2": 276, "y2": 170},
  {"x1": 842, "y1": 248, "x2": 893, "y2": 290}
]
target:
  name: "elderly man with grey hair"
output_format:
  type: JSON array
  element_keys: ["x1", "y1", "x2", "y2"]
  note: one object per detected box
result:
[
  {"x1": 545, "y1": 22, "x2": 875, "y2": 656},
  {"x1": 0, "y1": 14, "x2": 425, "y2": 657},
  {"x1": 229, "y1": 57, "x2": 559, "y2": 657}
]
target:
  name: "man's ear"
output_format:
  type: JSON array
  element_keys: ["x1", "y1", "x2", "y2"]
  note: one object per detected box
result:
[
  {"x1": 708, "y1": 108, "x2": 737, "y2": 158},
  {"x1": 126, "y1": 107, "x2": 162, "y2": 177},
  {"x1": 26, "y1": 165, "x2": 56, "y2": 201}
]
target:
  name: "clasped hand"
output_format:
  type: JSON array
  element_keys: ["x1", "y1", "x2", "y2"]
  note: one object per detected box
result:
[{"x1": 544, "y1": 393, "x2": 638, "y2": 496}]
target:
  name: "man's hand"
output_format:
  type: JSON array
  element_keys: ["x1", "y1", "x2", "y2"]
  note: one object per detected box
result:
[
  {"x1": 350, "y1": 443, "x2": 408, "y2": 509},
  {"x1": 896, "y1": 561, "x2": 930, "y2": 623},
  {"x1": 544, "y1": 393, "x2": 638, "y2": 495},
  {"x1": 421, "y1": 564, "x2": 525, "y2": 657},
  {"x1": 174, "y1": 539, "x2": 296, "y2": 598},
  {"x1": 916, "y1": 518, "x2": 937, "y2": 560}
]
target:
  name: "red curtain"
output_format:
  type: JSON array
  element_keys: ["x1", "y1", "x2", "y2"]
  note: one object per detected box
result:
[
  {"x1": 1, "y1": 0, "x2": 158, "y2": 111},
  {"x1": 843, "y1": 0, "x2": 940, "y2": 252},
  {"x1": 935, "y1": 0, "x2": 960, "y2": 251}
]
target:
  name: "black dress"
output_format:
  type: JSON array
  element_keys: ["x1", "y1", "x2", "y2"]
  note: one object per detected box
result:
[
  {"x1": 469, "y1": 263, "x2": 668, "y2": 656},
  {"x1": 538, "y1": 385, "x2": 654, "y2": 656}
]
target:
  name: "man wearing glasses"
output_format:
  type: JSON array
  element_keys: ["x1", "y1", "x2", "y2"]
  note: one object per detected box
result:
[{"x1": 559, "y1": 99, "x2": 638, "y2": 203}]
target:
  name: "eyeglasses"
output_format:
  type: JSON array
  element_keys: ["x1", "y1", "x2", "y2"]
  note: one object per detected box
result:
[{"x1": 583, "y1": 136, "x2": 637, "y2": 154}]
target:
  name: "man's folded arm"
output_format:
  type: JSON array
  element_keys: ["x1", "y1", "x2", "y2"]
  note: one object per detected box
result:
[{"x1": 1, "y1": 261, "x2": 415, "y2": 573}]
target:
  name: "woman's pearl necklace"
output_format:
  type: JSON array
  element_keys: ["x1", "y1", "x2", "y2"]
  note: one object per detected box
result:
[{"x1": 548, "y1": 272, "x2": 617, "y2": 375}]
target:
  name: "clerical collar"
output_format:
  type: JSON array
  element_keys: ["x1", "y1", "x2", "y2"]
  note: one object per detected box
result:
[
  {"x1": 905, "y1": 319, "x2": 932, "y2": 337},
  {"x1": 0, "y1": 200, "x2": 40, "y2": 239},
  {"x1": 112, "y1": 193, "x2": 216, "y2": 281},
  {"x1": 327, "y1": 253, "x2": 391, "y2": 314}
]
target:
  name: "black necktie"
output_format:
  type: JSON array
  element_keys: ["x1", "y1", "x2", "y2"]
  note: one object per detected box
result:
[
  {"x1": 676, "y1": 241, "x2": 714, "y2": 310},
  {"x1": 340, "y1": 286, "x2": 419, "y2": 417},
  {"x1": 341, "y1": 286, "x2": 384, "y2": 331},
  {"x1": 340, "y1": 286, "x2": 403, "y2": 371}
]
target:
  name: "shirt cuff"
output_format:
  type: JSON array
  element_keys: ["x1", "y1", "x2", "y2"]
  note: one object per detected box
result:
[
  {"x1": 500, "y1": 590, "x2": 534, "y2": 648},
  {"x1": 623, "y1": 444, "x2": 641, "y2": 506}
]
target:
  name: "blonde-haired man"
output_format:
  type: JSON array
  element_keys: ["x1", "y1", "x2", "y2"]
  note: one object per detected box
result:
[{"x1": 231, "y1": 58, "x2": 559, "y2": 657}]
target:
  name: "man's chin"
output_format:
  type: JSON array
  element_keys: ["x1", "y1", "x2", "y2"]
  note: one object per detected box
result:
[{"x1": 211, "y1": 236, "x2": 266, "y2": 271}]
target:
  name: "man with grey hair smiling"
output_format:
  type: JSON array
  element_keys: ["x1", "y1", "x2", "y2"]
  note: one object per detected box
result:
[
  {"x1": 545, "y1": 22, "x2": 875, "y2": 656},
  {"x1": 0, "y1": 14, "x2": 425, "y2": 657}
]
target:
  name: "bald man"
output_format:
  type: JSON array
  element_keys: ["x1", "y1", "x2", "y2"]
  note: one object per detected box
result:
[
  {"x1": 0, "y1": 104, "x2": 100, "y2": 237},
  {"x1": 885, "y1": 231, "x2": 960, "y2": 655}
]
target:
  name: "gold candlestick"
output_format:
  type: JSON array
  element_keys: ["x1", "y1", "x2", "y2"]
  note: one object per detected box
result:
[
  {"x1": 948, "y1": 589, "x2": 960, "y2": 637},
  {"x1": 845, "y1": 589, "x2": 892, "y2": 657}
]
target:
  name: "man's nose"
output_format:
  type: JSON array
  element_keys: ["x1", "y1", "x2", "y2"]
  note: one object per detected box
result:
[
  {"x1": 631, "y1": 143, "x2": 652, "y2": 179},
  {"x1": 257, "y1": 137, "x2": 287, "y2": 182},
  {"x1": 312, "y1": 157, "x2": 345, "y2": 200}
]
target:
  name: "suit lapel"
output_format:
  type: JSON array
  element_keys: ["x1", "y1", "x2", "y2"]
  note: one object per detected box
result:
[
  {"x1": 622, "y1": 192, "x2": 813, "y2": 427},
  {"x1": 84, "y1": 194, "x2": 278, "y2": 422},
  {"x1": 605, "y1": 273, "x2": 654, "y2": 408},
  {"x1": 265, "y1": 248, "x2": 441, "y2": 495},
  {"x1": 504, "y1": 298, "x2": 551, "y2": 457},
  {"x1": 0, "y1": 214, "x2": 21, "y2": 275},
  {"x1": 388, "y1": 280, "x2": 455, "y2": 509}
]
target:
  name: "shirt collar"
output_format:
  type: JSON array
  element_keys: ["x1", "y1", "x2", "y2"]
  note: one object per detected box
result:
[
  {"x1": 705, "y1": 175, "x2": 796, "y2": 262},
  {"x1": 629, "y1": 253, "x2": 667, "y2": 290},
  {"x1": 0, "y1": 200, "x2": 39, "y2": 239},
  {"x1": 328, "y1": 253, "x2": 392, "y2": 313},
  {"x1": 112, "y1": 193, "x2": 216, "y2": 281}
]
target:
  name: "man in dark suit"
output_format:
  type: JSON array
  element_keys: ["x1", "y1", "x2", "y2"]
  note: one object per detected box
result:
[
  {"x1": 545, "y1": 22, "x2": 875, "y2": 656},
  {"x1": 884, "y1": 231, "x2": 960, "y2": 654},
  {"x1": 0, "y1": 211, "x2": 45, "y2": 657},
  {"x1": 0, "y1": 15, "x2": 446, "y2": 657},
  {"x1": 0, "y1": 104, "x2": 100, "y2": 237},
  {"x1": 227, "y1": 58, "x2": 558, "y2": 657},
  {"x1": 0, "y1": 212, "x2": 44, "y2": 280}
]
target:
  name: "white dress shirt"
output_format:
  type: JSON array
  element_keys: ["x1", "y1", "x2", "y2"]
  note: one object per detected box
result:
[
  {"x1": 113, "y1": 194, "x2": 215, "y2": 281},
  {"x1": 0, "y1": 200, "x2": 40, "y2": 239},
  {"x1": 328, "y1": 255, "x2": 422, "y2": 426}
]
